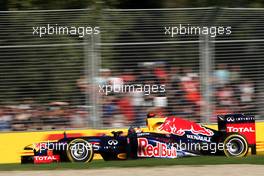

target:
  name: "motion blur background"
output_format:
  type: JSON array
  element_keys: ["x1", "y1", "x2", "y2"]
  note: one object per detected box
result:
[{"x1": 0, "y1": 0, "x2": 264, "y2": 131}]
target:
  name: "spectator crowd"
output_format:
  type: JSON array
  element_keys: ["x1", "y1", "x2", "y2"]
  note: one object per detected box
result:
[
  {"x1": 0, "y1": 102, "x2": 88, "y2": 131},
  {"x1": 0, "y1": 62, "x2": 256, "y2": 131},
  {"x1": 79, "y1": 62, "x2": 256, "y2": 127}
]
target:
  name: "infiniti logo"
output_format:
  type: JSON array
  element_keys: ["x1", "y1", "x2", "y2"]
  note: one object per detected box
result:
[
  {"x1": 227, "y1": 117, "x2": 235, "y2": 122},
  {"x1": 108, "y1": 140, "x2": 118, "y2": 145}
]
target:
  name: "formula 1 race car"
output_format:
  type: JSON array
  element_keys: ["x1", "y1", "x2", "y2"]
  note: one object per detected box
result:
[{"x1": 21, "y1": 113, "x2": 256, "y2": 164}]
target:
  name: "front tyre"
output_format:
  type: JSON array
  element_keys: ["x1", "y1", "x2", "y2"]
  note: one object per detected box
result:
[
  {"x1": 223, "y1": 134, "x2": 248, "y2": 157},
  {"x1": 66, "y1": 138, "x2": 94, "y2": 162}
]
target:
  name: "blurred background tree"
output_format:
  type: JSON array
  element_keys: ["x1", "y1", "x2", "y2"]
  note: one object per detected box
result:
[{"x1": 1, "y1": 0, "x2": 264, "y2": 11}]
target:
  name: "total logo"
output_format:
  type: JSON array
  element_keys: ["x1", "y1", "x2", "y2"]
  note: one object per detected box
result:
[
  {"x1": 137, "y1": 138, "x2": 177, "y2": 158},
  {"x1": 34, "y1": 155, "x2": 60, "y2": 164},
  {"x1": 227, "y1": 127, "x2": 255, "y2": 133}
]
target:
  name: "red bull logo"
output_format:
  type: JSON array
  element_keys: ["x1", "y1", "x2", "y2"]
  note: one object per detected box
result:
[
  {"x1": 158, "y1": 117, "x2": 214, "y2": 136},
  {"x1": 137, "y1": 138, "x2": 177, "y2": 158}
]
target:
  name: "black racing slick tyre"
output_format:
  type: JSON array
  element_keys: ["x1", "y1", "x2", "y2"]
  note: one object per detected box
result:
[
  {"x1": 21, "y1": 156, "x2": 34, "y2": 164},
  {"x1": 223, "y1": 134, "x2": 249, "y2": 157},
  {"x1": 66, "y1": 138, "x2": 94, "y2": 162}
]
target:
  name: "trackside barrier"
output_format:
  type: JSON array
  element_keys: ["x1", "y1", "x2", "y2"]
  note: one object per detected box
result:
[{"x1": 0, "y1": 122, "x2": 263, "y2": 164}]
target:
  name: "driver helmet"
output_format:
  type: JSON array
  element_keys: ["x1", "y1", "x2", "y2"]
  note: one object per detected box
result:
[{"x1": 147, "y1": 112, "x2": 156, "y2": 118}]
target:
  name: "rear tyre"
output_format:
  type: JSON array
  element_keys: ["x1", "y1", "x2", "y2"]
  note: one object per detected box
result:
[
  {"x1": 66, "y1": 138, "x2": 94, "y2": 162},
  {"x1": 223, "y1": 134, "x2": 248, "y2": 157}
]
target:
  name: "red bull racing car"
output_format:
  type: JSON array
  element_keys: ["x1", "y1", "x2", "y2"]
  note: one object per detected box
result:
[{"x1": 21, "y1": 113, "x2": 256, "y2": 164}]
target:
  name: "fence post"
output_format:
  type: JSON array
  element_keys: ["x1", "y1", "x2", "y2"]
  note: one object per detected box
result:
[
  {"x1": 200, "y1": 34, "x2": 213, "y2": 124},
  {"x1": 84, "y1": 34, "x2": 101, "y2": 128}
]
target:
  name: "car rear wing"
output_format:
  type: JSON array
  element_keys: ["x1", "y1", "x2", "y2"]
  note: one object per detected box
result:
[{"x1": 217, "y1": 114, "x2": 256, "y2": 155}]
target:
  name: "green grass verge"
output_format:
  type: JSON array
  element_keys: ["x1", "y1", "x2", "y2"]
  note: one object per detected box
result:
[{"x1": 0, "y1": 156, "x2": 263, "y2": 171}]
